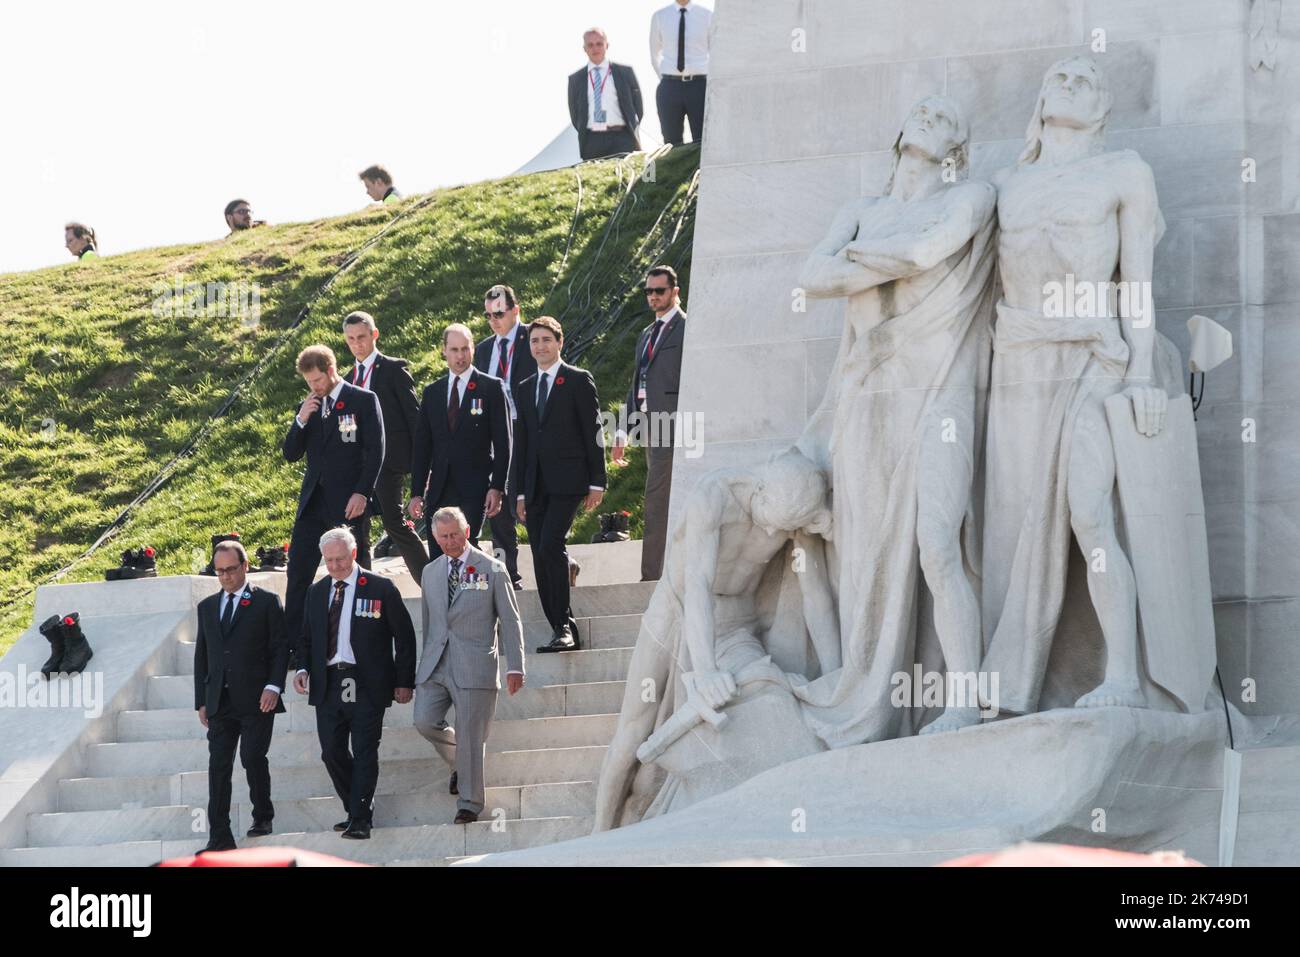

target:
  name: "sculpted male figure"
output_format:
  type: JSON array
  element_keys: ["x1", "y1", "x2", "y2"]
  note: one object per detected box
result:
[
  {"x1": 792, "y1": 95, "x2": 996, "y2": 743},
  {"x1": 592, "y1": 451, "x2": 835, "y2": 831},
  {"x1": 981, "y1": 56, "x2": 1178, "y2": 713}
]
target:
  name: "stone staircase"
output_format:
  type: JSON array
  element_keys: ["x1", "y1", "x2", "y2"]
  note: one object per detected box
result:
[{"x1": 0, "y1": 552, "x2": 652, "y2": 867}]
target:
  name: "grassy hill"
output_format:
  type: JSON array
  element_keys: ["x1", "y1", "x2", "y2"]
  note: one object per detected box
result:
[{"x1": 0, "y1": 146, "x2": 699, "y2": 653}]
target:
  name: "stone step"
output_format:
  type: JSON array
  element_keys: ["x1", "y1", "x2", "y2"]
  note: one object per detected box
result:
[
  {"x1": 0, "y1": 815, "x2": 594, "y2": 867},
  {"x1": 29, "y1": 781, "x2": 595, "y2": 847},
  {"x1": 147, "y1": 647, "x2": 633, "y2": 710},
  {"x1": 87, "y1": 718, "x2": 614, "y2": 778},
  {"x1": 60, "y1": 747, "x2": 607, "y2": 810}
]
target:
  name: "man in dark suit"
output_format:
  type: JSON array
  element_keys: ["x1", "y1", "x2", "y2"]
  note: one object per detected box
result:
[
  {"x1": 341, "y1": 311, "x2": 428, "y2": 580},
  {"x1": 568, "y1": 28, "x2": 644, "y2": 161},
  {"x1": 473, "y1": 284, "x2": 536, "y2": 588},
  {"x1": 194, "y1": 541, "x2": 288, "y2": 853},
  {"x1": 511, "y1": 316, "x2": 607, "y2": 653},
  {"x1": 611, "y1": 265, "x2": 687, "y2": 581},
  {"x1": 292, "y1": 527, "x2": 416, "y2": 839},
  {"x1": 410, "y1": 323, "x2": 511, "y2": 560},
  {"x1": 283, "y1": 344, "x2": 385, "y2": 658}
]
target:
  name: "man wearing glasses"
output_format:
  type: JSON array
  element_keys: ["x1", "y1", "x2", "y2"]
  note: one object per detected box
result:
[
  {"x1": 472, "y1": 284, "x2": 536, "y2": 589},
  {"x1": 224, "y1": 198, "x2": 266, "y2": 234},
  {"x1": 612, "y1": 266, "x2": 686, "y2": 581},
  {"x1": 194, "y1": 541, "x2": 288, "y2": 852}
]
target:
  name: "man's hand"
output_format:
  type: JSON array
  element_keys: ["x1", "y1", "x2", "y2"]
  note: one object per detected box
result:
[
  {"x1": 393, "y1": 687, "x2": 413, "y2": 705},
  {"x1": 408, "y1": 495, "x2": 424, "y2": 520},
  {"x1": 344, "y1": 493, "x2": 368, "y2": 520},
  {"x1": 298, "y1": 394, "x2": 321, "y2": 423},
  {"x1": 516, "y1": 496, "x2": 526, "y2": 523},
  {"x1": 198, "y1": 706, "x2": 208, "y2": 728},
  {"x1": 583, "y1": 489, "x2": 604, "y2": 512},
  {"x1": 293, "y1": 671, "x2": 309, "y2": 695},
  {"x1": 259, "y1": 690, "x2": 280, "y2": 713},
  {"x1": 689, "y1": 670, "x2": 737, "y2": 711},
  {"x1": 484, "y1": 488, "x2": 502, "y2": 518},
  {"x1": 611, "y1": 442, "x2": 628, "y2": 467},
  {"x1": 506, "y1": 673, "x2": 525, "y2": 696},
  {"x1": 1125, "y1": 384, "x2": 1167, "y2": 438}
]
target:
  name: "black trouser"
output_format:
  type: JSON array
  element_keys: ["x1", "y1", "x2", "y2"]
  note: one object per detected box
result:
[
  {"x1": 656, "y1": 75, "x2": 706, "y2": 146},
  {"x1": 486, "y1": 466, "x2": 522, "y2": 584},
  {"x1": 524, "y1": 472, "x2": 584, "y2": 632},
  {"x1": 580, "y1": 128, "x2": 639, "y2": 160},
  {"x1": 316, "y1": 666, "x2": 385, "y2": 825},
  {"x1": 373, "y1": 465, "x2": 428, "y2": 579},
  {"x1": 425, "y1": 478, "x2": 487, "y2": 562},
  {"x1": 285, "y1": 489, "x2": 370, "y2": 661},
  {"x1": 206, "y1": 688, "x2": 276, "y2": 836}
]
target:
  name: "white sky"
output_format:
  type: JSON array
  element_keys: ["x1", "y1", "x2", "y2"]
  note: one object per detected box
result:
[{"x1": 0, "y1": 0, "x2": 694, "y2": 274}]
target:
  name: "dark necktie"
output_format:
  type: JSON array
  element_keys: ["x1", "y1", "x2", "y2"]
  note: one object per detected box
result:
[
  {"x1": 221, "y1": 592, "x2": 235, "y2": 633},
  {"x1": 677, "y1": 7, "x2": 687, "y2": 73},
  {"x1": 646, "y1": 319, "x2": 666, "y2": 364},
  {"x1": 497, "y1": 338, "x2": 510, "y2": 379},
  {"x1": 327, "y1": 580, "x2": 346, "y2": 661},
  {"x1": 536, "y1": 371, "x2": 550, "y2": 416},
  {"x1": 447, "y1": 377, "x2": 460, "y2": 430},
  {"x1": 447, "y1": 557, "x2": 461, "y2": 607}
]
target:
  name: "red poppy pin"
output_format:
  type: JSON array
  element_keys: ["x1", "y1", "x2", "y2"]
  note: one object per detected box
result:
[
  {"x1": 144, "y1": 546, "x2": 155, "y2": 557},
  {"x1": 357, "y1": 576, "x2": 368, "y2": 586},
  {"x1": 240, "y1": 599, "x2": 251, "y2": 607},
  {"x1": 556, "y1": 376, "x2": 565, "y2": 385},
  {"x1": 335, "y1": 401, "x2": 345, "y2": 410},
  {"x1": 229, "y1": 532, "x2": 241, "y2": 538},
  {"x1": 62, "y1": 616, "x2": 75, "y2": 626},
  {"x1": 466, "y1": 566, "x2": 476, "y2": 575},
  {"x1": 467, "y1": 380, "x2": 477, "y2": 391},
  {"x1": 282, "y1": 541, "x2": 289, "y2": 550},
  {"x1": 621, "y1": 510, "x2": 630, "y2": 516}
]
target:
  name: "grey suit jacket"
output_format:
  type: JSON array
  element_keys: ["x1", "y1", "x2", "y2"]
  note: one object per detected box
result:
[
  {"x1": 417, "y1": 545, "x2": 524, "y2": 689},
  {"x1": 625, "y1": 307, "x2": 685, "y2": 418}
]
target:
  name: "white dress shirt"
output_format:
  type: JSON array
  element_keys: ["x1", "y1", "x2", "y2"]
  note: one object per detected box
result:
[
  {"x1": 585, "y1": 59, "x2": 626, "y2": 129},
  {"x1": 351, "y1": 350, "x2": 379, "y2": 390},
  {"x1": 650, "y1": 2, "x2": 712, "y2": 76},
  {"x1": 521, "y1": 361, "x2": 604, "y2": 496},
  {"x1": 221, "y1": 589, "x2": 281, "y2": 694},
  {"x1": 445, "y1": 546, "x2": 522, "y2": 678},
  {"x1": 296, "y1": 378, "x2": 345, "y2": 427},
  {"x1": 447, "y1": 367, "x2": 473, "y2": 407},
  {"x1": 492, "y1": 324, "x2": 523, "y2": 418}
]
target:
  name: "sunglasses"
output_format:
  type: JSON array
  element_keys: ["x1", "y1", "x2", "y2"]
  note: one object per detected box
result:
[
  {"x1": 485, "y1": 309, "x2": 509, "y2": 319},
  {"x1": 644, "y1": 286, "x2": 671, "y2": 296}
]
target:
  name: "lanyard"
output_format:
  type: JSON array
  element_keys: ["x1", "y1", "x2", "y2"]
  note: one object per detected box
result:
[
  {"x1": 590, "y1": 66, "x2": 607, "y2": 100},
  {"x1": 353, "y1": 359, "x2": 373, "y2": 390},
  {"x1": 497, "y1": 337, "x2": 516, "y2": 378}
]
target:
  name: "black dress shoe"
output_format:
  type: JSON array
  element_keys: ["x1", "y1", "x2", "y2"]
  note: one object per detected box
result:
[
  {"x1": 341, "y1": 821, "x2": 372, "y2": 840},
  {"x1": 536, "y1": 624, "x2": 578, "y2": 654},
  {"x1": 333, "y1": 819, "x2": 351, "y2": 832},
  {"x1": 453, "y1": 810, "x2": 478, "y2": 825},
  {"x1": 449, "y1": 771, "x2": 458, "y2": 795},
  {"x1": 199, "y1": 833, "x2": 237, "y2": 854},
  {"x1": 246, "y1": 820, "x2": 273, "y2": 837}
]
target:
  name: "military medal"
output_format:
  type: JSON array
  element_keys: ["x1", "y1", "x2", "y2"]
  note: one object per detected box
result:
[{"x1": 372, "y1": 599, "x2": 382, "y2": 618}]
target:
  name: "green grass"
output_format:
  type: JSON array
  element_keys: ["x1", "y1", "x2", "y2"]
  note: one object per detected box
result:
[{"x1": 0, "y1": 146, "x2": 698, "y2": 654}]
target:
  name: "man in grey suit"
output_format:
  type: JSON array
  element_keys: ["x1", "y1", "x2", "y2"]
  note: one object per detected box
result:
[
  {"x1": 612, "y1": 265, "x2": 687, "y2": 581},
  {"x1": 414, "y1": 506, "x2": 525, "y2": 824}
]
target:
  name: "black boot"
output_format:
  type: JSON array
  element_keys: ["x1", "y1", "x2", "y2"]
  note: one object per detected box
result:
[
  {"x1": 610, "y1": 511, "x2": 631, "y2": 542},
  {"x1": 120, "y1": 546, "x2": 157, "y2": 580},
  {"x1": 372, "y1": 534, "x2": 393, "y2": 559},
  {"x1": 255, "y1": 545, "x2": 288, "y2": 571},
  {"x1": 590, "y1": 513, "x2": 612, "y2": 544},
  {"x1": 38, "y1": 615, "x2": 67, "y2": 679},
  {"x1": 56, "y1": 613, "x2": 94, "y2": 675}
]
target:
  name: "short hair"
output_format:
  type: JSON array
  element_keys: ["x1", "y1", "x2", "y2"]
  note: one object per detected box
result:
[
  {"x1": 296, "y1": 344, "x2": 337, "y2": 374},
  {"x1": 224, "y1": 198, "x2": 250, "y2": 218},
  {"x1": 212, "y1": 540, "x2": 248, "y2": 565},
  {"x1": 582, "y1": 27, "x2": 608, "y2": 43},
  {"x1": 443, "y1": 322, "x2": 474, "y2": 347},
  {"x1": 529, "y1": 315, "x2": 563, "y2": 341},
  {"x1": 343, "y1": 311, "x2": 377, "y2": 333},
  {"x1": 65, "y1": 221, "x2": 97, "y2": 249},
  {"x1": 358, "y1": 165, "x2": 392, "y2": 185},
  {"x1": 431, "y1": 506, "x2": 470, "y2": 531},
  {"x1": 319, "y1": 526, "x2": 357, "y2": 552},
  {"x1": 646, "y1": 265, "x2": 678, "y2": 287},
  {"x1": 484, "y1": 284, "x2": 518, "y2": 310}
]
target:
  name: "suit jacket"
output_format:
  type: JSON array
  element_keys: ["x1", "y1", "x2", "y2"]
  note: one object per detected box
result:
[
  {"x1": 410, "y1": 368, "x2": 512, "y2": 504},
  {"x1": 282, "y1": 381, "x2": 385, "y2": 521},
  {"x1": 194, "y1": 585, "x2": 288, "y2": 717},
  {"x1": 342, "y1": 353, "x2": 419, "y2": 474},
  {"x1": 298, "y1": 571, "x2": 416, "y2": 710},
  {"x1": 416, "y1": 545, "x2": 524, "y2": 689},
  {"x1": 510, "y1": 361, "x2": 607, "y2": 503},
  {"x1": 625, "y1": 307, "x2": 686, "y2": 418},
  {"x1": 568, "y1": 62, "x2": 644, "y2": 158},
  {"x1": 473, "y1": 323, "x2": 537, "y2": 412}
]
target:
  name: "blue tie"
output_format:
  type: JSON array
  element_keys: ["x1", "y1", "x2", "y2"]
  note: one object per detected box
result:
[{"x1": 591, "y1": 67, "x2": 607, "y2": 123}]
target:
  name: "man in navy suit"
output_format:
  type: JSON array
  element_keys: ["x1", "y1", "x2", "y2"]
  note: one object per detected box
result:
[
  {"x1": 283, "y1": 344, "x2": 385, "y2": 656},
  {"x1": 472, "y1": 284, "x2": 536, "y2": 588},
  {"x1": 194, "y1": 540, "x2": 288, "y2": 852},
  {"x1": 511, "y1": 316, "x2": 607, "y2": 652},
  {"x1": 292, "y1": 527, "x2": 416, "y2": 839},
  {"x1": 410, "y1": 323, "x2": 512, "y2": 561}
]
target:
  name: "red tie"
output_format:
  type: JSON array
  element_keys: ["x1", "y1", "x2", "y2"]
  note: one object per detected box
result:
[{"x1": 447, "y1": 378, "x2": 459, "y2": 429}]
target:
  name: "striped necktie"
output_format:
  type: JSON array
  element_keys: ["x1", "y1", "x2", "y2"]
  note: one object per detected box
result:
[{"x1": 447, "y1": 557, "x2": 461, "y2": 607}]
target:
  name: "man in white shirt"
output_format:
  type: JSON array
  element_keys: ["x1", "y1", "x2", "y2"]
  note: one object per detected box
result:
[
  {"x1": 649, "y1": 0, "x2": 711, "y2": 146},
  {"x1": 568, "y1": 27, "x2": 644, "y2": 161}
]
